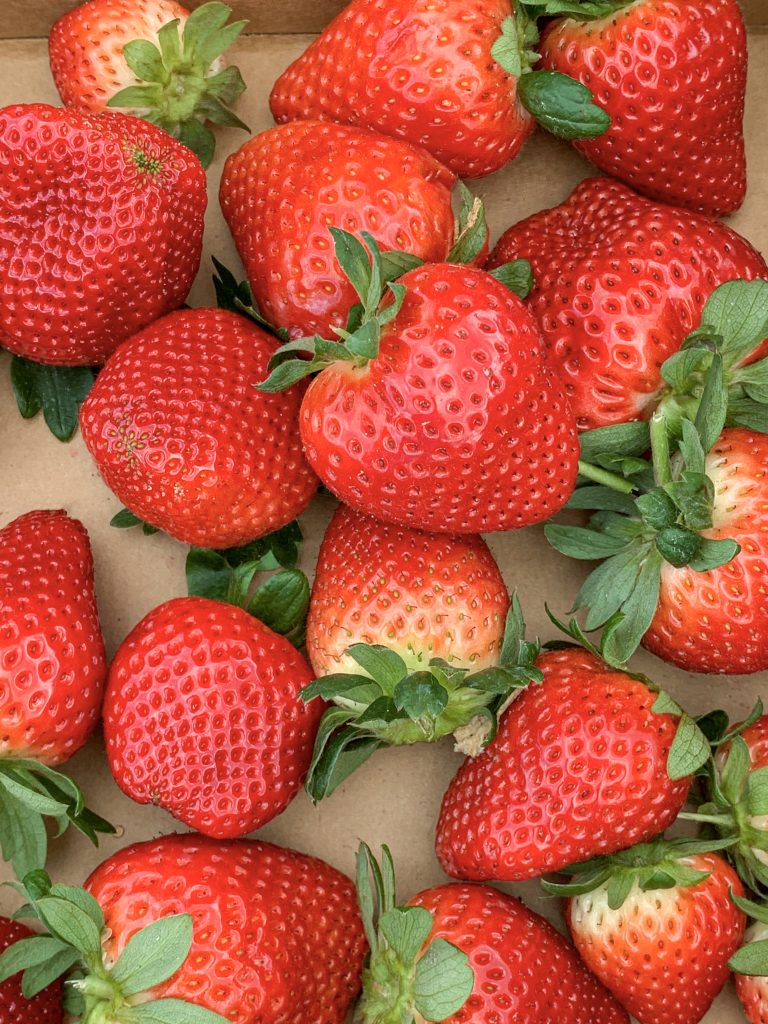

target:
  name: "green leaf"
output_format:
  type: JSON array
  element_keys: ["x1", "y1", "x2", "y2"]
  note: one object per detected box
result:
[
  {"x1": 110, "y1": 508, "x2": 160, "y2": 534},
  {"x1": 0, "y1": 769, "x2": 70, "y2": 817},
  {"x1": 500, "y1": 593, "x2": 527, "y2": 668},
  {"x1": 20, "y1": 947, "x2": 80, "y2": 998},
  {"x1": 129, "y1": 999, "x2": 230, "y2": 1023},
  {"x1": 689, "y1": 538, "x2": 740, "y2": 573},
  {"x1": 698, "y1": 280, "x2": 768, "y2": 369},
  {"x1": 0, "y1": 935, "x2": 71, "y2": 983},
  {"x1": 579, "y1": 421, "x2": 651, "y2": 462},
  {"x1": 379, "y1": 906, "x2": 433, "y2": 962},
  {"x1": 730, "y1": 940, "x2": 768, "y2": 977},
  {"x1": 48, "y1": 885, "x2": 104, "y2": 931},
  {"x1": 186, "y1": 548, "x2": 233, "y2": 602},
  {"x1": 379, "y1": 251, "x2": 424, "y2": 283},
  {"x1": 491, "y1": 17, "x2": 523, "y2": 78},
  {"x1": 601, "y1": 546, "x2": 663, "y2": 666},
  {"x1": 518, "y1": 70, "x2": 610, "y2": 139},
  {"x1": 177, "y1": 118, "x2": 215, "y2": 168},
  {"x1": 636, "y1": 488, "x2": 678, "y2": 531},
  {"x1": 347, "y1": 645, "x2": 408, "y2": 692},
  {"x1": 489, "y1": 259, "x2": 534, "y2": 299},
  {"x1": 194, "y1": 93, "x2": 249, "y2": 131},
  {"x1": 660, "y1": 346, "x2": 714, "y2": 391},
  {"x1": 694, "y1": 351, "x2": 728, "y2": 453},
  {"x1": 413, "y1": 939, "x2": 474, "y2": 1021},
  {"x1": 655, "y1": 526, "x2": 700, "y2": 568},
  {"x1": 447, "y1": 183, "x2": 488, "y2": 266},
  {"x1": 567, "y1": 486, "x2": 637, "y2": 515},
  {"x1": 306, "y1": 729, "x2": 382, "y2": 802},
  {"x1": 696, "y1": 708, "x2": 730, "y2": 744},
  {"x1": 10, "y1": 357, "x2": 95, "y2": 442},
  {"x1": 573, "y1": 546, "x2": 643, "y2": 631},
  {"x1": 0, "y1": 787, "x2": 47, "y2": 878},
  {"x1": 393, "y1": 674, "x2": 449, "y2": 724},
  {"x1": 112, "y1": 915, "x2": 193, "y2": 996},
  {"x1": 34, "y1": 898, "x2": 102, "y2": 960},
  {"x1": 721, "y1": 737, "x2": 751, "y2": 805},
  {"x1": 122, "y1": 39, "x2": 167, "y2": 83},
  {"x1": 330, "y1": 228, "x2": 374, "y2": 310},
  {"x1": 728, "y1": 396, "x2": 768, "y2": 433},
  {"x1": 247, "y1": 570, "x2": 310, "y2": 642},
  {"x1": 736, "y1": 357, "x2": 768, "y2": 404},
  {"x1": 108, "y1": 84, "x2": 164, "y2": 109},
  {"x1": 183, "y1": 1, "x2": 231, "y2": 53},
  {"x1": 544, "y1": 524, "x2": 632, "y2": 559},
  {"x1": 204, "y1": 65, "x2": 248, "y2": 106},
  {"x1": 606, "y1": 872, "x2": 635, "y2": 911},
  {"x1": 652, "y1": 690, "x2": 684, "y2": 717},
  {"x1": 747, "y1": 767, "x2": 768, "y2": 817},
  {"x1": 668, "y1": 714, "x2": 711, "y2": 780},
  {"x1": 679, "y1": 418, "x2": 707, "y2": 476}
]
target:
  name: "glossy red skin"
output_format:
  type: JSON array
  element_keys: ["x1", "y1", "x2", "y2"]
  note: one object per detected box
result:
[
  {"x1": 85, "y1": 834, "x2": 367, "y2": 1024},
  {"x1": 645, "y1": 429, "x2": 768, "y2": 673},
  {"x1": 736, "y1": 922, "x2": 768, "y2": 1024},
  {"x1": 306, "y1": 505, "x2": 510, "y2": 676},
  {"x1": 0, "y1": 510, "x2": 106, "y2": 766},
  {"x1": 487, "y1": 177, "x2": 768, "y2": 430},
  {"x1": 300, "y1": 263, "x2": 579, "y2": 533},
  {"x1": 539, "y1": 0, "x2": 747, "y2": 215},
  {"x1": 219, "y1": 120, "x2": 456, "y2": 341},
  {"x1": 50, "y1": 0, "x2": 190, "y2": 111},
  {"x1": 567, "y1": 853, "x2": 746, "y2": 1024},
  {"x1": 79, "y1": 308, "x2": 318, "y2": 549},
  {"x1": 0, "y1": 104, "x2": 206, "y2": 366},
  {"x1": 409, "y1": 884, "x2": 629, "y2": 1023},
  {"x1": 269, "y1": 0, "x2": 534, "y2": 179},
  {"x1": 435, "y1": 648, "x2": 690, "y2": 881},
  {"x1": 740, "y1": 716, "x2": 768, "y2": 767},
  {"x1": 0, "y1": 917, "x2": 63, "y2": 1023},
  {"x1": 103, "y1": 596, "x2": 323, "y2": 839}
]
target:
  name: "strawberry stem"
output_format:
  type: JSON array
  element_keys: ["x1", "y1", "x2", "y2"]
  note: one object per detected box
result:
[
  {"x1": 577, "y1": 459, "x2": 635, "y2": 493},
  {"x1": 649, "y1": 409, "x2": 673, "y2": 487}
]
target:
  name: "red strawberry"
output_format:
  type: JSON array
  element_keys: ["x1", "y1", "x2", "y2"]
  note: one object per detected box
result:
[
  {"x1": 538, "y1": 0, "x2": 748, "y2": 215},
  {"x1": 261, "y1": 236, "x2": 579, "y2": 534},
  {"x1": 0, "y1": 917, "x2": 62, "y2": 1023},
  {"x1": 79, "y1": 308, "x2": 318, "y2": 549},
  {"x1": 435, "y1": 648, "x2": 697, "y2": 882},
  {"x1": 269, "y1": 0, "x2": 536, "y2": 179},
  {"x1": 355, "y1": 844, "x2": 629, "y2": 1023},
  {"x1": 0, "y1": 104, "x2": 206, "y2": 366},
  {"x1": 0, "y1": 836, "x2": 366, "y2": 1024},
  {"x1": 103, "y1": 595, "x2": 322, "y2": 838},
  {"x1": 644, "y1": 428, "x2": 768, "y2": 674},
  {"x1": 487, "y1": 177, "x2": 768, "y2": 430},
  {"x1": 49, "y1": 0, "x2": 248, "y2": 167},
  {"x1": 1, "y1": 510, "x2": 106, "y2": 766},
  {"x1": 732, "y1": 898, "x2": 768, "y2": 1024},
  {"x1": 220, "y1": 120, "x2": 466, "y2": 341},
  {"x1": 551, "y1": 840, "x2": 746, "y2": 1024},
  {"x1": 306, "y1": 504, "x2": 510, "y2": 677}
]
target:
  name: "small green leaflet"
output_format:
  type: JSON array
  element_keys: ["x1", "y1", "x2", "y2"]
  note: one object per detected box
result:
[
  {"x1": 110, "y1": 508, "x2": 160, "y2": 535},
  {"x1": 127, "y1": 999, "x2": 229, "y2": 1023},
  {"x1": 10, "y1": 356, "x2": 95, "y2": 442},
  {"x1": 730, "y1": 940, "x2": 768, "y2": 977},
  {"x1": 413, "y1": 938, "x2": 474, "y2": 1021},
  {"x1": 488, "y1": 260, "x2": 534, "y2": 299},
  {"x1": 111, "y1": 915, "x2": 193, "y2": 996},
  {"x1": 698, "y1": 279, "x2": 768, "y2": 369},
  {"x1": 518, "y1": 70, "x2": 610, "y2": 140},
  {"x1": 379, "y1": 907, "x2": 433, "y2": 962},
  {"x1": 446, "y1": 183, "x2": 488, "y2": 266}
]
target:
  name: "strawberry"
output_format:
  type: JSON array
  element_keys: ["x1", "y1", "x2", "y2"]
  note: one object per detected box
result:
[
  {"x1": 218, "y1": 120, "x2": 478, "y2": 341},
  {"x1": 306, "y1": 504, "x2": 510, "y2": 677},
  {"x1": 259, "y1": 230, "x2": 578, "y2": 534},
  {"x1": 486, "y1": 177, "x2": 768, "y2": 431},
  {"x1": 0, "y1": 510, "x2": 114, "y2": 878},
  {"x1": 0, "y1": 835, "x2": 366, "y2": 1024},
  {"x1": 79, "y1": 308, "x2": 318, "y2": 549},
  {"x1": 103, "y1": 595, "x2": 322, "y2": 838},
  {"x1": 49, "y1": 0, "x2": 248, "y2": 167},
  {"x1": 0, "y1": 917, "x2": 62, "y2": 1023},
  {"x1": 548, "y1": 839, "x2": 746, "y2": 1024},
  {"x1": 435, "y1": 646, "x2": 707, "y2": 882},
  {"x1": 354, "y1": 844, "x2": 629, "y2": 1023},
  {"x1": 537, "y1": 0, "x2": 748, "y2": 215},
  {"x1": 269, "y1": 0, "x2": 610, "y2": 179},
  {"x1": 731, "y1": 898, "x2": 768, "y2": 1024},
  {"x1": 0, "y1": 104, "x2": 206, "y2": 366}
]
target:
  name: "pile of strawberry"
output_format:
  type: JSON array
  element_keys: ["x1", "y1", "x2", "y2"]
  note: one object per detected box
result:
[{"x1": 1, "y1": 0, "x2": 767, "y2": 1022}]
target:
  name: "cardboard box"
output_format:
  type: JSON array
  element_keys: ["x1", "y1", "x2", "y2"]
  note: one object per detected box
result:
[{"x1": 0, "y1": 2, "x2": 766, "y2": 1021}]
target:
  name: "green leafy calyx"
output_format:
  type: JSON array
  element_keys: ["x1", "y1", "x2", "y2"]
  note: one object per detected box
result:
[
  {"x1": 355, "y1": 844, "x2": 473, "y2": 1023},
  {"x1": 0, "y1": 871, "x2": 228, "y2": 1023},
  {"x1": 302, "y1": 596, "x2": 541, "y2": 801},
  {"x1": 107, "y1": 2, "x2": 249, "y2": 168},
  {"x1": 10, "y1": 357, "x2": 95, "y2": 443}
]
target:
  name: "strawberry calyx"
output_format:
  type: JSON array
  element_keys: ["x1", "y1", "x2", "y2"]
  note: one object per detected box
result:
[
  {"x1": 491, "y1": 1, "x2": 611, "y2": 141},
  {"x1": 257, "y1": 227, "x2": 533, "y2": 394},
  {"x1": 302, "y1": 596, "x2": 542, "y2": 801},
  {"x1": 729, "y1": 893, "x2": 768, "y2": 975},
  {"x1": 353, "y1": 844, "x2": 473, "y2": 1024},
  {"x1": 212, "y1": 257, "x2": 290, "y2": 341},
  {"x1": 185, "y1": 520, "x2": 310, "y2": 647},
  {"x1": 542, "y1": 836, "x2": 738, "y2": 910},
  {"x1": 0, "y1": 758, "x2": 114, "y2": 882},
  {"x1": 10, "y1": 358, "x2": 95, "y2": 443},
  {"x1": 0, "y1": 870, "x2": 227, "y2": 1023},
  {"x1": 106, "y1": 1, "x2": 249, "y2": 168}
]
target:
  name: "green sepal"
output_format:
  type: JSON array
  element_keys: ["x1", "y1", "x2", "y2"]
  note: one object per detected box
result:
[
  {"x1": 518, "y1": 70, "x2": 610, "y2": 139},
  {"x1": 108, "y1": 1, "x2": 249, "y2": 168},
  {"x1": 489, "y1": 259, "x2": 534, "y2": 299},
  {"x1": 447, "y1": 183, "x2": 488, "y2": 265},
  {"x1": 518, "y1": 0, "x2": 628, "y2": 19},
  {"x1": 110, "y1": 507, "x2": 160, "y2": 535},
  {"x1": 10, "y1": 356, "x2": 95, "y2": 442},
  {"x1": 212, "y1": 257, "x2": 289, "y2": 340}
]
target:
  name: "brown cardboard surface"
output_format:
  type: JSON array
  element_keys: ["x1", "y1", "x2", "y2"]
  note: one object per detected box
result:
[
  {"x1": 0, "y1": 14, "x2": 767, "y2": 1024},
  {"x1": 3, "y1": 0, "x2": 767, "y2": 40}
]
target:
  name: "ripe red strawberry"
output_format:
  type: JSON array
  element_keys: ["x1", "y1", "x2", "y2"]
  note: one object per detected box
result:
[
  {"x1": 79, "y1": 308, "x2": 318, "y2": 549},
  {"x1": 49, "y1": 0, "x2": 248, "y2": 168},
  {"x1": 0, "y1": 836, "x2": 366, "y2": 1024},
  {"x1": 538, "y1": 0, "x2": 748, "y2": 215},
  {"x1": 103, "y1": 595, "x2": 322, "y2": 838},
  {"x1": 731, "y1": 897, "x2": 768, "y2": 1024},
  {"x1": 306, "y1": 504, "x2": 510, "y2": 677},
  {"x1": 0, "y1": 917, "x2": 62, "y2": 1023},
  {"x1": 0, "y1": 104, "x2": 206, "y2": 366},
  {"x1": 355, "y1": 844, "x2": 629, "y2": 1023},
  {"x1": 261, "y1": 236, "x2": 579, "y2": 534},
  {"x1": 219, "y1": 120, "x2": 464, "y2": 341},
  {"x1": 551, "y1": 840, "x2": 746, "y2": 1024},
  {"x1": 1, "y1": 510, "x2": 106, "y2": 766},
  {"x1": 644, "y1": 428, "x2": 768, "y2": 674},
  {"x1": 435, "y1": 648, "x2": 698, "y2": 882},
  {"x1": 487, "y1": 177, "x2": 768, "y2": 430}
]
